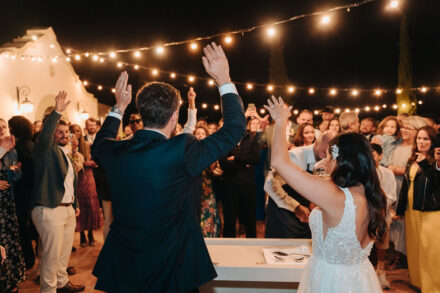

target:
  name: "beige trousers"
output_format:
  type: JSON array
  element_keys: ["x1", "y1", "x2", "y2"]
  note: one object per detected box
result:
[
  {"x1": 102, "y1": 200, "x2": 113, "y2": 240},
  {"x1": 32, "y1": 206, "x2": 76, "y2": 293}
]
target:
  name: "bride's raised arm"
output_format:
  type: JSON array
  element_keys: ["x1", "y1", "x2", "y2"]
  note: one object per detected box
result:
[{"x1": 264, "y1": 96, "x2": 345, "y2": 214}]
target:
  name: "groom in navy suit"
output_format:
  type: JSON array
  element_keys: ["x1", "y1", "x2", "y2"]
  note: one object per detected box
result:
[{"x1": 91, "y1": 43, "x2": 246, "y2": 293}]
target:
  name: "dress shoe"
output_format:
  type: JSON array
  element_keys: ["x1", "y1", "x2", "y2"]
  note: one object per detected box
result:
[{"x1": 56, "y1": 281, "x2": 85, "y2": 292}]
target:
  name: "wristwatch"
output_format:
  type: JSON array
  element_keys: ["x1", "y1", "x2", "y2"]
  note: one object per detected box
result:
[{"x1": 110, "y1": 105, "x2": 124, "y2": 116}]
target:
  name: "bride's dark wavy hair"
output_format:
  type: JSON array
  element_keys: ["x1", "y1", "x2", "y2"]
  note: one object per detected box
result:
[{"x1": 329, "y1": 133, "x2": 387, "y2": 241}]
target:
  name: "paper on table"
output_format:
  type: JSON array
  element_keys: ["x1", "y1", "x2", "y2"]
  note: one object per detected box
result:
[{"x1": 263, "y1": 245, "x2": 311, "y2": 265}]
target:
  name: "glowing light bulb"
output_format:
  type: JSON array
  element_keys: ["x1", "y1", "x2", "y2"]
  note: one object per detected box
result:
[
  {"x1": 11, "y1": 55, "x2": 16, "y2": 60},
  {"x1": 202, "y1": 103, "x2": 207, "y2": 109},
  {"x1": 117, "y1": 62, "x2": 123, "y2": 68},
  {"x1": 392, "y1": 104, "x2": 398, "y2": 109},
  {"x1": 156, "y1": 47, "x2": 164, "y2": 54},
  {"x1": 112, "y1": 88, "x2": 116, "y2": 93},
  {"x1": 190, "y1": 43, "x2": 198, "y2": 50},
  {"x1": 288, "y1": 86, "x2": 295, "y2": 93},
  {"x1": 374, "y1": 106, "x2": 380, "y2": 111},
  {"x1": 246, "y1": 84, "x2": 253, "y2": 90},
  {"x1": 335, "y1": 108, "x2": 341, "y2": 114},
  {"x1": 420, "y1": 87, "x2": 428, "y2": 93},
  {"x1": 170, "y1": 73, "x2": 176, "y2": 79},
  {"x1": 134, "y1": 65, "x2": 139, "y2": 70},
  {"x1": 32, "y1": 35, "x2": 37, "y2": 41},
  {"x1": 83, "y1": 81, "x2": 88, "y2": 86},
  {"x1": 375, "y1": 89, "x2": 382, "y2": 96},
  {"x1": 330, "y1": 89, "x2": 337, "y2": 96},
  {"x1": 75, "y1": 54, "x2": 81, "y2": 60},
  {"x1": 134, "y1": 51, "x2": 141, "y2": 58},
  {"x1": 260, "y1": 109, "x2": 266, "y2": 114},
  {"x1": 224, "y1": 36, "x2": 232, "y2": 44},
  {"x1": 98, "y1": 85, "x2": 103, "y2": 90},
  {"x1": 345, "y1": 108, "x2": 350, "y2": 113},
  {"x1": 188, "y1": 76, "x2": 195, "y2": 83},
  {"x1": 355, "y1": 108, "x2": 360, "y2": 113},
  {"x1": 402, "y1": 103, "x2": 407, "y2": 108},
  {"x1": 214, "y1": 105, "x2": 220, "y2": 110},
  {"x1": 92, "y1": 55, "x2": 99, "y2": 61},
  {"x1": 382, "y1": 104, "x2": 387, "y2": 108},
  {"x1": 390, "y1": 0, "x2": 399, "y2": 8},
  {"x1": 418, "y1": 100, "x2": 423, "y2": 105},
  {"x1": 365, "y1": 106, "x2": 370, "y2": 112},
  {"x1": 267, "y1": 85, "x2": 274, "y2": 92},
  {"x1": 110, "y1": 52, "x2": 116, "y2": 58},
  {"x1": 152, "y1": 69, "x2": 158, "y2": 76},
  {"x1": 66, "y1": 57, "x2": 71, "y2": 62},
  {"x1": 267, "y1": 28, "x2": 276, "y2": 36},
  {"x1": 308, "y1": 88, "x2": 315, "y2": 94},
  {"x1": 396, "y1": 88, "x2": 402, "y2": 94},
  {"x1": 314, "y1": 110, "x2": 319, "y2": 115},
  {"x1": 85, "y1": 52, "x2": 90, "y2": 57},
  {"x1": 411, "y1": 102, "x2": 416, "y2": 106},
  {"x1": 52, "y1": 57, "x2": 58, "y2": 63},
  {"x1": 321, "y1": 15, "x2": 331, "y2": 25},
  {"x1": 351, "y1": 89, "x2": 359, "y2": 96},
  {"x1": 294, "y1": 109, "x2": 299, "y2": 115},
  {"x1": 37, "y1": 57, "x2": 43, "y2": 62},
  {"x1": 99, "y1": 58, "x2": 104, "y2": 63},
  {"x1": 208, "y1": 79, "x2": 215, "y2": 86},
  {"x1": 66, "y1": 49, "x2": 71, "y2": 54}
]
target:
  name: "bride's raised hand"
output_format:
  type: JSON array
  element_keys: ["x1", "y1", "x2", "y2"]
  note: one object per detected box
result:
[{"x1": 263, "y1": 96, "x2": 292, "y2": 124}]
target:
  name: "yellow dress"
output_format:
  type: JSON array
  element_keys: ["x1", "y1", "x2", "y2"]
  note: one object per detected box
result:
[{"x1": 405, "y1": 163, "x2": 440, "y2": 292}]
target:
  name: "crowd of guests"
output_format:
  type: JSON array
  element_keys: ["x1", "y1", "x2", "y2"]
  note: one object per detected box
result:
[{"x1": 0, "y1": 95, "x2": 439, "y2": 292}]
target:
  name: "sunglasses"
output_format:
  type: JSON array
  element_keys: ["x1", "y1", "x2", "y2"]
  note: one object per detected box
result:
[{"x1": 130, "y1": 119, "x2": 142, "y2": 125}]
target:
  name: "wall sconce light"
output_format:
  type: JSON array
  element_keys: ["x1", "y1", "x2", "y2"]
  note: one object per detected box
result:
[
  {"x1": 16, "y1": 86, "x2": 34, "y2": 114},
  {"x1": 77, "y1": 102, "x2": 89, "y2": 120}
]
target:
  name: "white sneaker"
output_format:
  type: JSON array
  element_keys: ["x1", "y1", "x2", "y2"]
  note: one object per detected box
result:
[{"x1": 377, "y1": 271, "x2": 391, "y2": 289}]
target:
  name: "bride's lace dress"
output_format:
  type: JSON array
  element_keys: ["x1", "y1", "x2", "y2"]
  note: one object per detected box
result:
[{"x1": 298, "y1": 187, "x2": 382, "y2": 293}]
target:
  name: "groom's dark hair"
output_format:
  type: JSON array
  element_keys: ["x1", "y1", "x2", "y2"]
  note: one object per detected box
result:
[{"x1": 136, "y1": 82, "x2": 181, "y2": 129}]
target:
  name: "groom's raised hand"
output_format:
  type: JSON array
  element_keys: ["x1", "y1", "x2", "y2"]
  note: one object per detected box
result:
[
  {"x1": 202, "y1": 42, "x2": 231, "y2": 87},
  {"x1": 114, "y1": 71, "x2": 132, "y2": 113}
]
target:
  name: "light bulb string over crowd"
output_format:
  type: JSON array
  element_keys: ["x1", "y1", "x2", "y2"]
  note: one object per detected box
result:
[{"x1": 80, "y1": 78, "x2": 425, "y2": 115}]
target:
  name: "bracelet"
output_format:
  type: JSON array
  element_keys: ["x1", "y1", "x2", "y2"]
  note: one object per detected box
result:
[{"x1": 110, "y1": 105, "x2": 124, "y2": 116}]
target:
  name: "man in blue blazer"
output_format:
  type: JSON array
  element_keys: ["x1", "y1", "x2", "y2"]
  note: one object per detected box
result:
[{"x1": 91, "y1": 43, "x2": 246, "y2": 293}]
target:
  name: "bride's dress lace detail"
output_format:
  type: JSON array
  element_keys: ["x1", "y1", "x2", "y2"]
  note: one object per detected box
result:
[{"x1": 298, "y1": 187, "x2": 382, "y2": 293}]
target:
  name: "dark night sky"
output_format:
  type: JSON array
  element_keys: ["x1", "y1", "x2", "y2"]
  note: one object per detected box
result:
[{"x1": 2, "y1": 0, "x2": 439, "y2": 123}]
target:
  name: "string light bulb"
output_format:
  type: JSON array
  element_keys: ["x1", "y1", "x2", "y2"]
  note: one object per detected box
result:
[
  {"x1": 382, "y1": 104, "x2": 387, "y2": 108},
  {"x1": 345, "y1": 108, "x2": 350, "y2": 113},
  {"x1": 293, "y1": 109, "x2": 299, "y2": 115},
  {"x1": 92, "y1": 55, "x2": 99, "y2": 61},
  {"x1": 335, "y1": 108, "x2": 341, "y2": 114},
  {"x1": 374, "y1": 89, "x2": 382, "y2": 96},
  {"x1": 308, "y1": 88, "x2": 315, "y2": 94},
  {"x1": 134, "y1": 51, "x2": 141, "y2": 58},
  {"x1": 66, "y1": 49, "x2": 71, "y2": 54},
  {"x1": 314, "y1": 110, "x2": 319, "y2": 115},
  {"x1": 66, "y1": 57, "x2": 71, "y2": 62},
  {"x1": 355, "y1": 108, "x2": 360, "y2": 113},
  {"x1": 224, "y1": 36, "x2": 233, "y2": 44},
  {"x1": 260, "y1": 109, "x2": 266, "y2": 114},
  {"x1": 170, "y1": 73, "x2": 176, "y2": 79},
  {"x1": 365, "y1": 106, "x2": 370, "y2": 112},
  {"x1": 202, "y1": 103, "x2": 208, "y2": 109},
  {"x1": 321, "y1": 15, "x2": 331, "y2": 25},
  {"x1": 214, "y1": 105, "x2": 220, "y2": 110},
  {"x1": 83, "y1": 81, "x2": 88, "y2": 86},
  {"x1": 390, "y1": 0, "x2": 399, "y2": 8},
  {"x1": 396, "y1": 88, "x2": 402, "y2": 94},
  {"x1": 267, "y1": 85, "x2": 274, "y2": 92},
  {"x1": 117, "y1": 62, "x2": 123, "y2": 68},
  {"x1": 418, "y1": 100, "x2": 423, "y2": 105},
  {"x1": 152, "y1": 69, "x2": 159, "y2": 76},
  {"x1": 74, "y1": 55, "x2": 81, "y2": 61},
  {"x1": 351, "y1": 89, "x2": 359, "y2": 96},
  {"x1": 288, "y1": 86, "x2": 295, "y2": 93},
  {"x1": 208, "y1": 79, "x2": 215, "y2": 86},
  {"x1": 188, "y1": 76, "x2": 195, "y2": 83},
  {"x1": 392, "y1": 104, "x2": 398, "y2": 109},
  {"x1": 85, "y1": 52, "x2": 90, "y2": 57},
  {"x1": 112, "y1": 88, "x2": 116, "y2": 93},
  {"x1": 98, "y1": 85, "x2": 103, "y2": 90},
  {"x1": 51, "y1": 57, "x2": 57, "y2": 63},
  {"x1": 330, "y1": 89, "x2": 337, "y2": 96},
  {"x1": 134, "y1": 64, "x2": 139, "y2": 70},
  {"x1": 99, "y1": 58, "x2": 104, "y2": 63},
  {"x1": 420, "y1": 87, "x2": 428, "y2": 93},
  {"x1": 156, "y1": 47, "x2": 164, "y2": 55},
  {"x1": 246, "y1": 84, "x2": 253, "y2": 90},
  {"x1": 190, "y1": 43, "x2": 198, "y2": 50},
  {"x1": 267, "y1": 28, "x2": 276, "y2": 36},
  {"x1": 374, "y1": 106, "x2": 380, "y2": 111},
  {"x1": 110, "y1": 52, "x2": 116, "y2": 58}
]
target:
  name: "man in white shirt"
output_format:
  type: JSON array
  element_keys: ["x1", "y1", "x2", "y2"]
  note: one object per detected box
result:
[
  {"x1": 371, "y1": 143, "x2": 397, "y2": 289},
  {"x1": 264, "y1": 130, "x2": 335, "y2": 238}
]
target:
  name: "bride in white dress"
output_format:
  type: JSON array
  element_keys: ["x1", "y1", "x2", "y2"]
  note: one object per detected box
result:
[{"x1": 264, "y1": 97, "x2": 387, "y2": 293}]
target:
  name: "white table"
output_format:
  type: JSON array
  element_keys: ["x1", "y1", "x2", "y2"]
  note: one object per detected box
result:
[{"x1": 200, "y1": 238, "x2": 312, "y2": 293}]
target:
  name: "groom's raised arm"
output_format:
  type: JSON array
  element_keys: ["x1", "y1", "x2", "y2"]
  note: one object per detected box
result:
[
  {"x1": 184, "y1": 43, "x2": 246, "y2": 177},
  {"x1": 92, "y1": 72, "x2": 132, "y2": 164}
]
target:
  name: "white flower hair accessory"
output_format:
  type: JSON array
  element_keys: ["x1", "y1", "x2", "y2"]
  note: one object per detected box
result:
[{"x1": 331, "y1": 144, "x2": 339, "y2": 159}]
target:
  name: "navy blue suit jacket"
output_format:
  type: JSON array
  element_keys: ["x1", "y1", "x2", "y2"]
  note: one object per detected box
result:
[{"x1": 91, "y1": 92, "x2": 245, "y2": 293}]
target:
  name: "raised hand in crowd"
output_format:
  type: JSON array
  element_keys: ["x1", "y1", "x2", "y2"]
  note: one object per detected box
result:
[
  {"x1": 202, "y1": 42, "x2": 231, "y2": 86},
  {"x1": 54, "y1": 90, "x2": 70, "y2": 112},
  {"x1": 0, "y1": 245, "x2": 5, "y2": 264},
  {"x1": 114, "y1": 71, "x2": 132, "y2": 112},
  {"x1": 187, "y1": 87, "x2": 196, "y2": 109},
  {"x1": 263, "y1": 96, "x2": 292, "y2": 125},
  {"x1": 0, "y1": 136, "x2": 15, "y2": 151}
]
